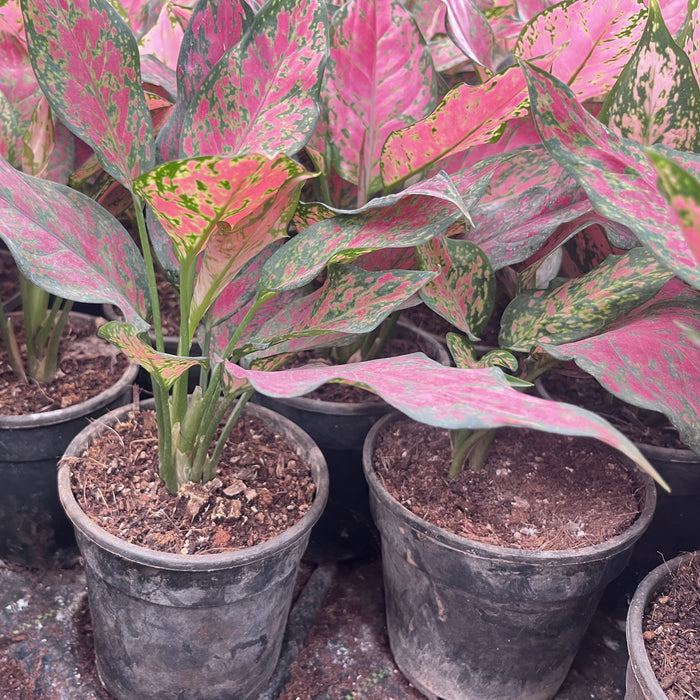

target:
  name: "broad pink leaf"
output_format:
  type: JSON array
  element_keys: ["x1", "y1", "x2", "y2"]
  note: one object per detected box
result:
[
  {"x1": 180, "y1": 0, "x2": 327, "y2": 158},
  {"x1": 20, "y1": 0, "x2": 155, "y2": 188},
  {"x1": 522, "y1": 62, "x2": 700, "y2": 288},
  {"x1": 600, "y1": 0, "x2": 700, "y2": 151},
  {"x1": 156, "y1": 0, "x2": 254, "y2": 160},
  {"x1": 439, "y1": 0, "x2": 495, "y2": 71},
  {"x1": 543, "y1": 281, "x2": 700, "y2": 454},
  {"x1": 99, "y1": 321, "x2": 204, "y2": 388},
  {"x1": 0, "y1": 155, "x2": 150, "y2": 326},
  {"x1": 648, "y1": 149, "x2": 700, "y2": 276},
  {"x1": 0, "y1": 27, "x2": 39, "y2": 130},
  {"x1": 381, "y1": 66, "x2": 529, "y2": 187},
  {"x1": 514, "y1": 0, "x2": 647, "y2": 101},
  {"x1": 500, "y1": 246, "x2": 673, "y2": 351},
  {"x1": 133, "y1": 153, "x2": 309, "y2": 262},
  {"x1": 321, "y1": 0, "x2": 438, "y2": 200},
  {"x1": 259, "y1": 171, "x2": 470, "y2": 292},
  {"x1": 223, "y1": 353, "x2": 658, "y2": 477},
  {"x1": 416, "y1": 236, "x2": 495, "y2": 338}
]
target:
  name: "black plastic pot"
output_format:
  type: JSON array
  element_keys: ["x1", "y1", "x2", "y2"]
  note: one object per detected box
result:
[
  {"x1": 625, "y1": 552, "x2": 695, "y2": 699},
  {"x1": 0, "y1": 315, "x2": 138, "y2": 567},
  {"x1": 363, "y1": 413, "x2": 657, "y2": 700},
  {"x1": 58, "y1": 400, "x2": 328, "y2": 700},
  {"x1": 252, "y1": 321, "x2": 450, "y2": 561}
]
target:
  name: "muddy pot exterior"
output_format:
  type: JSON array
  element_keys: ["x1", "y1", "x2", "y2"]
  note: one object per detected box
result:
[
  {"x1": 363, "y1": 413, "x2": 657, "y2": 700},
  {"x1": 58, "y1": 400, "x2": 328, "y2": 700},
  {"x1": 624, "y1": 552, "x2": 695, "y2": 700},
  {"x1": 0, "y1": 318, "x2": 138, "y2": 567}
]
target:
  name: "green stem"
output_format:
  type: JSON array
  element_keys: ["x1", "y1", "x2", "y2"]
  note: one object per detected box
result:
[
  {"x1": 131, "y1": 193, "x2": 164, "y2": 353},
  {"x1": 171, "y1": 256, "x2": 196, "y2": 427},
  {"x1": 0, "y1": 302, "x2": 25, "y2": 381},
  {"x1": 152, "y1": 380, "x2": 176, "y2": 493},
  {"x1": 206, "y1": 389, "x2": 254, "y2": 482}
]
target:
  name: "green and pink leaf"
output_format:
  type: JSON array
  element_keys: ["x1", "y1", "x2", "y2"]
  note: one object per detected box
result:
[{"x1": 20, "y1": 0, "x2": 154, "y2": 188}]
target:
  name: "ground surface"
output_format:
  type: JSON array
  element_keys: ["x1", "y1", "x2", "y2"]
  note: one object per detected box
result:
[{"x1": 0, "y1": 547, "x2": 631, "y2": 700}]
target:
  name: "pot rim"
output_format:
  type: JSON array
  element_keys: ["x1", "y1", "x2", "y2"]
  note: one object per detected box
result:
[
  {"x1": 58, "y1": 399, "x2": 329, "y2": 571},
  {"x1": 362, "y1": 412, "x2": 657, "y2": 565},
  {"x1": 625, "y1": 552, "x2": 697, "y2": 698},
  {"x1": 0, "y1": 311, "x2": 139, "y2": 429}
]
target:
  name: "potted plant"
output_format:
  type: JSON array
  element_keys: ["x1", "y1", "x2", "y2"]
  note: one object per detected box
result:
[{"x1": 0, "y1": 0, "x2": 138, "y2": 567}]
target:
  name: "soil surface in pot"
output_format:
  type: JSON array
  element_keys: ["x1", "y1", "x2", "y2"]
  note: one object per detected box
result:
[
  {"x1": 642, "y1": 553, "x2": 700, "y2": 698},
  {"x1": 372, "y1": 420, "x2": 647, "y2": 550},
  {"x1": 65, "y1": 406, "x2": 317, "y2": 554},
  {"x1": 542, "y1": 370, "x2": 687, "y2": 450},
  {"x1": 0, "y1": 315, "x2": 129, "y2": 415},
  {"x1": 0, "y1": 249, "x2": 19, "y2": 303}
]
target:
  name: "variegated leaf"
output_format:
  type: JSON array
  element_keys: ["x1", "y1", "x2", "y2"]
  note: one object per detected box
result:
[
  {"x1": 0, "y1": 155, "x2": 150, "y2": 327},
  {"x1": 20, "y1": 0, "x2": 155, "y2": 188},
  {"x1": 180, "y1": 0, "x2": 327, "y2": 158},
  {"x1": 500, "y1": 246, "x2": 673, "y2": 351},
  {"x1": 223, "y1": 352, "x2": 658, "y2": 478},
  {"x1": 321, "y1": 0, "x2": 437, "y2": 200},
  {"x1": 439, "y1": 0, "x2": 495, "y2": 71},
  {"x1": 514, "y1": 0, "x2": 648, "y2": 101},
  {"x1": 381, "y1": 66, "x2": 529, "y2": 188},
  {"x1": 0, "y1": 26, "x2": 39, "y2": 135},
  {"x1": 600, "y1": 0, "x2": 700, "y2": 151},
  {"x1": 189, "y1": 174, "x2": 313, "y2": 335},
  {"x1": 680, "y1": 0, "x2": 700, "y2": 85},
  {"x1": 246, "y1": 264, "x2": 436, "y2": 353},
  {"x1": 648, "y1": 149, "x2": 700, "y2": 275},
  {"x1": 20, "y1": 94, "x2": 53, "y2": 177},
  {"x1": 99, "y1": 321, "x2": 205, "y2": 388},
  {"x1": 133, "y1": 153, "x2": 309, "y2": 262},
  {"x1": 138, "y1": 0, "x2": 190, "y2": 71},
  {"x1": 522, "y1": 62, "x2": 700, "y2": 289},
  {"x1": 259, "y1": 171, "x2": 469, "y2": 293},
  {"x1": 542, "y1": 281, "x2": 700, "y2": 453},
  {"x1": 447, "y1": 332, "x2": 520, "y2": 371},
  {"x1": 156, "y1": 0, "x2": 254, "y2": 160},
  {"x1": 416, "y1": 236, "x2": 495, "y2": 339},
  {"x1": 0, "y1": 91, "x2": 18, "y2": 163}
]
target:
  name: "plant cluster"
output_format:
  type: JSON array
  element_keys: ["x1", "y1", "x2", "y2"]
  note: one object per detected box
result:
[{"x1": 0, "y1": 0, "x2": 698, "y2": 496}]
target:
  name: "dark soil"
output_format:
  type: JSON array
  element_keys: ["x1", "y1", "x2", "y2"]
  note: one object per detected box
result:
[
  {"x1": 65, "y1": 405, "x2": 317, "y2": 554},
  {"x1": 642, "y1": 553, "x2": 700, "y2": 698},
  {"x1": 0, "y1": 249, "x2": 19, "y2": 305},
  {"x1": 372, "y1": 419, "x2": 646, "y2": 550},
  {"x1": 0, "y1": 314, "x2": 129, "y2": 415},
  {"x1": 540, "y1": 369, "x2": 687, "y2": 450}
]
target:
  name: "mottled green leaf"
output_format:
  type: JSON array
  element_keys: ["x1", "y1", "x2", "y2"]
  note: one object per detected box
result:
[
  {"x1": 600, "y1": 0, "x2": 700, "y2": 151},
  {"x1": 99, "y1": 321, "x2": 205, "y2": 389},
  {"x1": 648, "y1": 149, "x2": 700, "y2": 276},
  {"x1": 21, "y1": 0, "x2": 155, "y2": 188},
  {"x1": 259, "y1": 171, "x2": 469, "y2": 293},
  {"x1": 447, "y1": 332, "x2": 519, "y2": 372},
  {"x1": 416, "y1": 236, "x2": 495, "y2": 339},
  {"x1": 500, "y1": 247, "x2": 673, "y2": 351},
  {"x1": 543, "y1": 281, "x2": 700, "y2": 453}
]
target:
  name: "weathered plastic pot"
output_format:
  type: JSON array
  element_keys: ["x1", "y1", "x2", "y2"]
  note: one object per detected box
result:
[
  {"x1": 625, "y1": 552, "x2": 696, "y2": 699},
  {"x1": 252, "y1": 320, "x2": 449, "y2": 561},
  {"x1": 363, "y1": 413, "x2": 657, "y2": 700},
  {"x1": 58, "y1": 399, "x2": 328, "y2": 700},
  {"x1": 0, "y1": 314, "x2": 138, "y2": 567}
]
